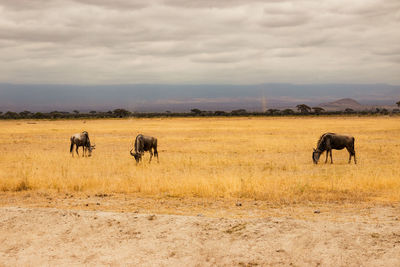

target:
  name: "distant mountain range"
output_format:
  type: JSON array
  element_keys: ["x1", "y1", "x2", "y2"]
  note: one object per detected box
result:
[
  {"x1": 0, "y1": 83, "x2": 399, "y2": 112},
  {"x1": 319, "y1": 98, "x2": 364, "y2": 111}
]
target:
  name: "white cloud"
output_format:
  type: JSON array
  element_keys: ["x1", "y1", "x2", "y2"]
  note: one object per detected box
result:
[{"x1": 0, "y1": 0, "x2": 398, "y2": 84}]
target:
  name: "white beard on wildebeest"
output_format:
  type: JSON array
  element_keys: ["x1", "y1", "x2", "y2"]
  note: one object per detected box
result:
[
  {"x1": 312, "y1": 133, "x2": 356, "y2": 164},
  {"x1": 70, "y1": 131, "x2": 96, "y2": 157}
]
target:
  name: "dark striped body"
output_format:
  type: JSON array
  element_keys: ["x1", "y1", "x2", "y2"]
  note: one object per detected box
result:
[
  {"x1": 130, "y1": 134, "x2": 159, "y2": 163},
  {"x1": 312, "y1": 133, "x2": 356, "y2": 164},
  {"x1": 70, "y1": 131, "x2": 95, "y2": 157}
]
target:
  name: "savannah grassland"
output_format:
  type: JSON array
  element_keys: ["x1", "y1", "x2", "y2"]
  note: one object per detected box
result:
[{"x1": 1, "y1": 116, "x2": 399, "y2": 204}]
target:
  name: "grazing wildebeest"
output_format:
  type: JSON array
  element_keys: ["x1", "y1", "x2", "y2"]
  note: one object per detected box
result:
[
  {"x1": 130, "y1": 134, "x2": 159, "y2": 163},
  {"x1": 312, "y1": 133, "x2": 356, "y2": 164},
  {"x1": 70, "y1": 131, "x2": 96, "y2": 157}
]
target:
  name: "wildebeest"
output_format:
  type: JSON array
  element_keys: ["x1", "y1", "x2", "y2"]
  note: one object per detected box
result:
[
  {"x1": 70, "y1": 131, "x2": 95, "y2": 157},
  {"x1": 130, "y1": 134, "x2": 159, "y2": 163},
  {"x1": 312, "y1": 133, "x2": 356, "y2": 164}
]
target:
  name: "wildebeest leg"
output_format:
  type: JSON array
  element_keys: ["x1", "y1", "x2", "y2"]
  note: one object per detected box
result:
[
  {"x1": 325, "y1": 151, "x2": 329, "y2": 163},
  {"x1": 330, "y1": 150, "x2": 333, "y2": 164},
  {"x1": 154, "y1": 149, "x2": 159, "y2": 163},
  {"x1": 149, "y1": 150, "x2": 153, "y2": 163},
  {"x1": 153, "y1": 139, "x2": 159, "y2": 163},
  {"x1": 76, "y1": 146, "x2": 79, "y2": 157},
  {"x1": 346, "y1": 147, "x2": 356, "y2": 164}
]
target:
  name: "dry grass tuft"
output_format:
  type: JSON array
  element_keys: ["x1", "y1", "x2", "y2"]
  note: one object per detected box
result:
[
  {"x1": 0, "y1": 117, "x2": 400, "y2": 203},
  {"x1": 15, "y1": 178, "x2": 31, "y2": 191}
]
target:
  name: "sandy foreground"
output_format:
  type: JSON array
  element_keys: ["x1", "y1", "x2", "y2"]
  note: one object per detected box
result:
[{"x1": 1, "y1": 194, "x2": 400, "y2": 266}]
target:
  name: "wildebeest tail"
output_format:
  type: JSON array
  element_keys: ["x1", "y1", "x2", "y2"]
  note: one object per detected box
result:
[
  {"x1": 154, "y1": 138, "x2": 158, "y2": 157},
  {"x1": 70, "y1": 138, "x2": 74, "y2": 153}
]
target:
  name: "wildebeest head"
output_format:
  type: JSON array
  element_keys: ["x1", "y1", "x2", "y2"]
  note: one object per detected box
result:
[
  {"x1": 88, "y1": 144, "x2": 96, "y2": 157},
  {"x1": 130, "y1": 149, "x2": 142, "y2": 163},
  {"x1": 312, "y1": 148, "x2": 321, "y2": 164}
]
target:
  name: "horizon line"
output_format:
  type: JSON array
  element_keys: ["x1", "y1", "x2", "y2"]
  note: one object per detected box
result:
[{"x1": 1, "y1": 82, "x2": 399, "y2": 87}]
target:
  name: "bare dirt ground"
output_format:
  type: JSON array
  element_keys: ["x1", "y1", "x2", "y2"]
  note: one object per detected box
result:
[{"x1": 1, "y1": 192, "x2": 400, "y2": 266}]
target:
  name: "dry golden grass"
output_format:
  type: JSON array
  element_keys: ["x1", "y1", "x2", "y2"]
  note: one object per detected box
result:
[{"x1": 0, "y1": 117, "x2": 399, "y2": 203}]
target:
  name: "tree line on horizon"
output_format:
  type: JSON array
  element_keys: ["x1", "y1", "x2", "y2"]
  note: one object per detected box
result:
[{"x1": 1, "y1": 102, "x2": 400, "y2": 120}]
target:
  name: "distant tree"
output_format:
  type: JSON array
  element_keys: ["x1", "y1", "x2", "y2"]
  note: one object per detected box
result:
[
  {"x1": 281, "y1": 109, "x2": 294, "y2": 115},
  {"x1": 3, "y1": 111, "x2": 19, "y2": 119},
  {"x1": 267, "y1": 109, "x2": 280, "y2": 115},
  {"x1": 312, "y1": 107, "x2": 324, "y2": 115},
  {"x1": 214, "y1": 110, "x2": 226, "y2": 116},
  {"x1": 73, "y1": 110, "x2": 80, "y2": 114},
  {"x1": 165, "y1": 110, "x2": 171, "y2": 114},
  {"x1": 190, "y1": 108, "x2": 202, "y2": 115},
  {"x1": 396, "y1": 101, "x2": 400, "y2": 108},
  {"x1": 113, "y1": 108, "x2": 130, "y2": 118},
  {"x1": 49, "y1": 111, "x2": 63, "y2": 118},
  {"x1": 0, "y1": 111, "x2": 2, "y2": 116},
  {"x1": 231, "y1": 109, "x2": 247, "y2": 115},
  {"x1": 19, "y1": 110, "x2": 32, "y2": 118},
  {"x1": 32, "y1": 112, "x2": 46, "y2": 119},
  {"x1": 296, "y1": 104, "x2": 311, "y2": 114},
  {"x1": 344, "y1": 108, "x2": 354, "y2": 113},
  {"x1": 381, "y1": 108, "x2": 389, "y2": 115},
  {"x1": 89, "y1": 110, "x2": 97, "y2": 114},
  {"x1": 392, "y1": 109, "x2": 400, "y2": 113}
]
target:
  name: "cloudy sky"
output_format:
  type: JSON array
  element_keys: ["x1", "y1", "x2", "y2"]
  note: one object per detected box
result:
[{"x1": 0, "y1": 0, "x2": 399, "y2": 85}]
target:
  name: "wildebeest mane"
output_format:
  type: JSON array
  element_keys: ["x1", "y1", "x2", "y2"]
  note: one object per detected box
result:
[
  {"x1": 134, "y1": 134, "x2": 143, "y2": 154},
  {"x1": 316, "y1": 132, "x2": 335, "y2": 152},
  {"x1": 83, "y1": 131, "x2": 90, "y2": 147}
]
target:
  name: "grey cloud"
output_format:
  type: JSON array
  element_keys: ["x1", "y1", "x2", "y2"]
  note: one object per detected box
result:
[
  {"x1": 0, "y1": 0, "x2": 56, "y2": 10},
  {"x1": 163, "y1": 0, "x2": 267, "y2": 9},
  {"x1": 0, "y1": 24, "x2": 78, "y2": 43},
  {"x1": 328, "y1": 0, "x2": 400, "y2": 17},
  {"x1": 270, "y1": 48, "x2": 308, "y2": 58},
  {"x1": 0, "y1": 0, "x2": 398, "y2": 84},
  {"x1": 72, "y1": 0, "x2": 149, "y2": 10},
  {"x1": 297, "y1": 36, "x2": 329, "y2": 48},
  {"x1": 191, "y1": 51, "x2": 261, "y2": 64},
  {"x1": 259, "y1": 14, "x2": 310, "y2": 28},
  {"x1": 373, "y1": 47, "x2": 400, "y2": 56},
  {"x1": 0, "y1": 0, "x2": 148, "y2": 11},
  {"x1": 390, "y1": 57, "x2": 400, "y2": 64}
]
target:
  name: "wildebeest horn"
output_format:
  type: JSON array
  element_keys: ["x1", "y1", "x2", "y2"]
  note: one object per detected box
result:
[{"x1": 130, "y1": 149, "x2": 135, "y2": 156}]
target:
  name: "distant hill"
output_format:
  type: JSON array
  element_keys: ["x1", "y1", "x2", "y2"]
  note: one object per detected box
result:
[
  {"x1": 319, "y1": 98, "x2": 364, "y2": 111},
  {"x1": 1, "y1": 83, "x2": 399, "y2": 112}
]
